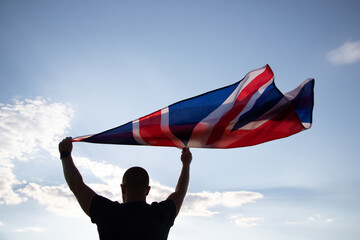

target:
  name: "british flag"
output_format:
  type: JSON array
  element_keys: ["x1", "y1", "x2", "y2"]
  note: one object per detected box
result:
[{"x1": 73, "y1": 65, "x2": 314, "y2": 148}]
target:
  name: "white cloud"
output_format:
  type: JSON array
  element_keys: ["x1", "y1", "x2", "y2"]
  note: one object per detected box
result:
[
  {"x1": 308, "y1": 214, "x2": 334, "y2": 224},
  {"x1": 182, "y1": 190, "x2": 263, "y2": 216},
  {"x1": 308, "y1": 214, "x2": 321, "y2": 221},
  {"x1": 285, "y1": 214, "x2": 334, "y2": 225},
  {"x1": 15, "y1": 226, "x2": 44, "y2": 232},
  {"x1": 74, "y1": 157, "x2": 263, "y2": 216},
  {"x1": 22, "y1": 154, "x2": 263, "y2": 218},
  {"x1": 69, "y1": 155, "x2": 263, "y2": 217},
  {"x1": 0, "y1": 98, "x2": 73, "y2": 205},
  {"x1": 327, "y1": 40, "x2": 360, "y2": 65},
  {"x1": 230, "y1": 215, "x2": 264, "y2": 228},
  {"x1": 76, "y1": 156, "x2": 125, "y2": 188},
  {"x1": 75, "y1": 156, "x2": 264, "y2": 217},
  {"x1": 0, "y1": 221, "x2": 3, "y2": 226},
  {"x1": 19, "y1": 155, "x2": 264, "y2": 218},
  {"x1": 0, "y1": 166, "x2": 26, "y2": 205},
  {"x1": 19, "y1": 183, "x2": 83, "y2": 218}
]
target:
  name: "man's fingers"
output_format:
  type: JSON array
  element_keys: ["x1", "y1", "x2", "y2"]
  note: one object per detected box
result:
[
  {"x1": 182, "y1": 147, "x2": 190, "y2": 153},
  {"x1": 59, "y1": 137, "x2": 73, "y2": 152},
  {"x1": 181, "y1": 148, "x2": 192, "y2": 164}
]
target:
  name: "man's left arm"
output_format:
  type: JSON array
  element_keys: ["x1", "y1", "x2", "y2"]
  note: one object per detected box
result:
[
  {"x1": 167, "y1": 148, "x2": 192, "y2": 216},
  {"x1": 59, "y1": 137, "x2": 96, "y2": 217}
]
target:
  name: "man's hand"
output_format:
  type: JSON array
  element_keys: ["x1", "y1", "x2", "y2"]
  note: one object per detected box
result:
[
  {"x1": 59, "y1": 137, "x2": 73, "y2": 153},
  {"x1": 59, "y1": 137, "x2": 73, "y2": 158},
  {"x1": 181, "y1": 148, "x2": 192, "y2": 166}
]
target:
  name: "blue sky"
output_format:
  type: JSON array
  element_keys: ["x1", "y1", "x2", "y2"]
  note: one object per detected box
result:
[{"x1": 1, "y1": 0, "x2": 359, "y2": 239}]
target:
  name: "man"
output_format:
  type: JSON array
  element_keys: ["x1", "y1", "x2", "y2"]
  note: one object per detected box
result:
[{"x1": 59, "y1": 137, "x2": 192, "y2": 240}]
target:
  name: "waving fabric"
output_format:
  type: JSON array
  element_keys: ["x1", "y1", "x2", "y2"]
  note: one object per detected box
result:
[{"x1": 73, "y1": 65, "x2": 314, "y2": 148}]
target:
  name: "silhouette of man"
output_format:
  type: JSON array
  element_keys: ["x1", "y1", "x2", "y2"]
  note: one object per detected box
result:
[{"x1": 59, "y1": 137, "x2": 192, "y2": 240}]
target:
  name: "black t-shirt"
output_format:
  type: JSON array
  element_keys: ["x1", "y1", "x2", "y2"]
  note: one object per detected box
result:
[{"x1": 90, "y1": 195, "x2": 177, "y2": 240}]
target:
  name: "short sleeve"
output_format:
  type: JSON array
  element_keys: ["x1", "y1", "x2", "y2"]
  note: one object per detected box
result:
[
  {"x1": 90, "y1": 194, "x2": 116, "y2": 224},
  {"x1": 156, "y1": 199, "x2": 177, "y2": 227}
]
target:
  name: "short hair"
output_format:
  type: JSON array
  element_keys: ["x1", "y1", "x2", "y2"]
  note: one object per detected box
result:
[{"x1": 122, "y1": 166, "x2": 149, "y2": 193}]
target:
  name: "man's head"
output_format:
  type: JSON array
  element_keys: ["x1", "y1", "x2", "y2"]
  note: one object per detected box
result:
[{"x1": 121, "y1": 166, "x2": 150, "y2": 203}]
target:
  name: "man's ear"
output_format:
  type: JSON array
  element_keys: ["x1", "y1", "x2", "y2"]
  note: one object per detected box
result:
[
  {"x1": 121, "y1": 184, "x2": 126, "y2": 194},
  {"x1": 146, "y1": 186, "x2": 151, "y2": 196}
]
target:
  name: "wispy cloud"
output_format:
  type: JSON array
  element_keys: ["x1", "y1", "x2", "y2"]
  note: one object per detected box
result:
[
  {"x1": 230, "y1": 215, "x2": 264, "y2": 228},
  {"x1": 0, "y1": 98, "x2": 73, "y2": 205},
  {"x1": 308, "y1": 214, "x2": 321, "y2": 221},
  {"x1": 15, "y1": 226, "x2": 44, "y2": 233},
  {"x1": 327, "y1": 40, "x2": 360, "y2": 65},
  {"x1": 19, "y1": 183, "x2": 83, "y2": 218},
  {"x1": 182, "y1": 191, "x2": 263, "y2": 216},
  {"x1": 22, "y1": 155, "x2": 264, "y2": 217},
  {"x1": 285, "y1": 214, "x2": 334, "y2": 225},
  {"x1": 70, "y1": 155, "x2": 263, "y2": 217},
  {"x1": 308, "y1": 214, "x2": 334, "y2": 224},
  {"x1": 0, "y1": 165, "x2": 26, "y2": 205}
]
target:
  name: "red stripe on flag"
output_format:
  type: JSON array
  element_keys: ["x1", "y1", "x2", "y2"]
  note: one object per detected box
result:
[
  {"x1": 139, "y1": 110, "x2": 177, "y2": 147},
  {"x1": 206, "y1": 66, "x2": 274, "y2": 145},
  {"x1": 223, "y1": 104, "x2": 304, "y2": 148}
]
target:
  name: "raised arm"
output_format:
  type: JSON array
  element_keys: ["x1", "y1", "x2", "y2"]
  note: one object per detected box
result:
[
  {"x1": 59, "y1": 137, "x2": 96, "y2": 216},
  {"x1": 167, "y1": 148, "x2": 192, "y2": 216}
]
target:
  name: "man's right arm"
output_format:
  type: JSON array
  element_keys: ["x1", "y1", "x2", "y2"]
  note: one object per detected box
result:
[
  {"x1": 167, "y1": 148, "x2": 192, "y2": 216},
  {"x1": 59, "y1": 137, "x2": 96, "y2": 217}
]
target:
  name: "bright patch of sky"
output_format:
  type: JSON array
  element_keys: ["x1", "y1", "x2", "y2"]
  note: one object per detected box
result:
[{"x1": 1, "y1": 1, "x2": 359, "y2": 240}]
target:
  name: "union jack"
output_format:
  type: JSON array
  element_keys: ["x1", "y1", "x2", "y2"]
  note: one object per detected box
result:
[{"x1": 73, "y1": 65, "x2": 314, "y2": 148}]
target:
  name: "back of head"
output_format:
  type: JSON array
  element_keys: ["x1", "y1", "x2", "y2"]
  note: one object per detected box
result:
[{"x1": 122, "y1": 166, "x2": 149, "y2": 194}]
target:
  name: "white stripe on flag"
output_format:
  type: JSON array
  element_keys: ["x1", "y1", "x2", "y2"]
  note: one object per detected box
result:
[
  {"x1": 160, "y1": 107, "x2": 185, "y2": 148},
  {"x1": 218, "y1": 97, "x2": 290, "y2": 148},
  {"x1": 132, "y1": 119, "x2": 148, "y2": 145},
  {"x1": 240, "y1": 78, "x2": 313, "y2": 132},
  {"x1": 284, "y1": 78, "x2": 313, "y2": 101},
  {"x1": 227, "y1": 76, "x2": 274, "y2": 131},
  {"x1": 188, "y1": 65, "x2": 267, "y2": 147},
  {"x1": 236, "y1": 97, "x2": 289, "y2": 130},
  {"x1": 284, "y1": 78, "x2": 313, "y2": 129}
]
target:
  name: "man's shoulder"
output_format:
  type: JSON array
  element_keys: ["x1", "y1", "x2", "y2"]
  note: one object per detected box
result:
[
  {"x1": 152, "y1": 198, "x2": 175, "y2": 206},
  {"x1": 90, "y1": 194, "x2": 122, "y2": 222},
  {"x1": 150, "y1": 199, "x2": 176, "y2": 216}
]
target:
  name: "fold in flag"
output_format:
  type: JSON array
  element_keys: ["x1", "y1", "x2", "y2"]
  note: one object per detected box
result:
[{"x1": 73, "y1": 65, "x2": 314, "y2": 148}]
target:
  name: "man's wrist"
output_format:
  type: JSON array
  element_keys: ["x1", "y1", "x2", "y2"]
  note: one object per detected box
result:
[
  {"x1": 60, "y1": 151, "x2": 71, "y2": 159},
  {"x1": 182, "y1": 162, "x2": 191, "y2": 168}
]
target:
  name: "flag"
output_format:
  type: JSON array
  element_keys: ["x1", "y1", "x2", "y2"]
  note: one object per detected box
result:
[{"x1": 73, "y1": 65, "x2": 314, "y2": 148}]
